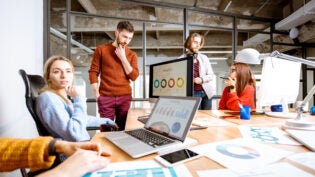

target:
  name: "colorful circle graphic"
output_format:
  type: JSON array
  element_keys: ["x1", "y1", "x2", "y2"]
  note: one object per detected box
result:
[
  {"x1": 161, "y1": 79, "x2": 167, "y2": 88},
  {"x1": 176, "y1": 77, "x2": 184, "y2": 88},
  {"x1": 216, "y1": 144, "x2": 260, "y2": 159},
  {"x1": 149, "y1": 121, "x2": 170, "y2": 133},
  {"x1": 154, "y1": 80, "x2": 160, "y2": 88},
  {"x1": 171, "y1": 122, "x2": 181, "y2": 133},
  {"x1": 168, "y1": 78, "x2": 175, "y2": 88}
]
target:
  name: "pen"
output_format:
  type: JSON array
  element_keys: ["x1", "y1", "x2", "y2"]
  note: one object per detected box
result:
[
  {"x1": 190, "y1": 126, "x2": 207, "y2": 131},
  {"x1": 238, "y1": 103, "x2": 244, "y2": 109},
  {"x1": 220, "y1": 115, "x2": 238, "y2": 119},
  {"x1": 220, "y1": 77, "x2": 236, "y2": 81}
]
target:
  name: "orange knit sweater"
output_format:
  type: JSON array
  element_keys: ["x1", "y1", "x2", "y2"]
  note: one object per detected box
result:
[
  {"x1": 0, "y1": 137, "x2": 55, "y2": 172},
  {"x1": 89, "y1": 43, "x2": 139, "y2": 96}
]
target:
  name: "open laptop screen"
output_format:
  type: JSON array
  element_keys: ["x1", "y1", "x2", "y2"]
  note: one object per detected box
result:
[{"x1": 145, "y1": 96, "x2": 200, "y2": 142}]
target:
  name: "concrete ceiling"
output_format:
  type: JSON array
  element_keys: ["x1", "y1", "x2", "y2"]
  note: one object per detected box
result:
[{"x1": 49, "y1": 0, "x2": 315, "y2": 69}]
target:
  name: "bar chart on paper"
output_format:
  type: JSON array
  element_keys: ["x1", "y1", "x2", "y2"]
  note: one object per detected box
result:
[{"x1": 83, "y1": 160, "x2": 192, "y2": 177}]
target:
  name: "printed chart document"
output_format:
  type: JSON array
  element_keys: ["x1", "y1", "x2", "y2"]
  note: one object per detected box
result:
[
  {"x1": 238, "y1": 126, "x2": 300, "y2": 145},
  {"x1": 197, "y1": 162, "x2": 314, "y2": 177},
  {"x1": 192, "y1": 117, "x2": 235, "y2": 127},
  {"x1": 83, "y1": 160, "x2": 192, "y2": 177},
  {"x1": 191, "y1": 138, "x2": 293, "y2": 173}
]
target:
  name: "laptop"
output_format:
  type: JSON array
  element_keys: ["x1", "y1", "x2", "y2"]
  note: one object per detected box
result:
[
  {"x1": 104, "y1": 96, "x2": 201, "y2": 158},
  {"x1": 137, "y1": 115, "x2": 150, "y2": 124},
  {"x1": 285, "y1": 129, "x2": 315, "y2": 151}
]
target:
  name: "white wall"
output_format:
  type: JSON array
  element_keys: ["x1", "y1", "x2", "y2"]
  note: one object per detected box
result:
[{"x1": 0, "y1": 0, "x2": 43, "y2": 177}]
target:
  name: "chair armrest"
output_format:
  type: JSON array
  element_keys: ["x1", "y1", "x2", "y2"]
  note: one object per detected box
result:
[{"x1": 86, "y1": 126, "x2": 100, "y2": 131}]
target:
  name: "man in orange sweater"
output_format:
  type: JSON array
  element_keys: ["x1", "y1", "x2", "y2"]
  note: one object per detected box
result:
[{"x1": 89, "y1": 21, "x2": 139, "y2": 130}]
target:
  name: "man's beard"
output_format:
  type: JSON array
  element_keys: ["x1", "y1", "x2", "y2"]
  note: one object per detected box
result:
[
  {"x1": 189, "y1": 47, "x2": 198, "y2": 53},
  {"x1": 117, "y1": 37, "x2": 127, "y2": 47}
]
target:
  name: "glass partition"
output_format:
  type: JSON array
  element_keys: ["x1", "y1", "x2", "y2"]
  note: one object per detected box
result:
[{"x1": 48, "y1": 0, "x2": 278, "y2": 109}]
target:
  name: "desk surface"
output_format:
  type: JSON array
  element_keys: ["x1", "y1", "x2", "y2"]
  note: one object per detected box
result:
[{"x1": 91, "y1": 109, "x2": 315, "y2": 176}]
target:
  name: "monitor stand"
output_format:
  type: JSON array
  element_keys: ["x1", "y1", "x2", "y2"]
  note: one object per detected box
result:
[
  {"x1": 263, "y1": 99, "x2": 297, "y2": 119},
  {"x1": 265, "y1": 112, "x2": 297, "y2": 119},
  {"x1": 283, "y1": 101, "x2": 315, "y2": 130},
  {"x1": 283, "y1": 119, "x2": 315, "y2": 130}
]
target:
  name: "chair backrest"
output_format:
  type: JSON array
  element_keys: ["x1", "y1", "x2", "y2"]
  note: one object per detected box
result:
[
  {"x1": 19, "y1": 69, "x2": 51, "y2": 136},
  {"x1": 20, "y1": 168, "x2": 28, "y2": 177}
]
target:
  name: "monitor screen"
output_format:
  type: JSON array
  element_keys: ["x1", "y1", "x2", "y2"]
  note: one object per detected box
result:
[
  {"x1": 149, "y1": 56, "x2": 194, "y2": 102},
  {"x1": 256, "y1": 57, "x2": 301, "y2": 111}
]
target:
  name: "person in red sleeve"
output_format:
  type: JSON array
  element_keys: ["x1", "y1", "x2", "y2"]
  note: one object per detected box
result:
[{"x1": 218, "y1": 63, "x2": 256, "y2": 111}]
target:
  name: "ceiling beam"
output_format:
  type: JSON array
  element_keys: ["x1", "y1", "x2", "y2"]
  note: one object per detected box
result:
[
  {"x1": 78, "y1": 0, "x2": 97, "y2": 14},
  {"x1": 276, "y1": 0, "x2": 315, "y2": 30},
  {"x1": 218, "y1": 0, "x2": 232, "y2": 12},
  {"x1": 155, "y1": 31, "x2": 160, "y2": 40},
  {"x1": 244, "y1": 0, "x2": 315, "y2": 47},
  {"x1": 252, "y1": 0, "x2": 271, "y2": 16}
]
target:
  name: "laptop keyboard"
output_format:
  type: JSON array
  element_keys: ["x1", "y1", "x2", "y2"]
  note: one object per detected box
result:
[{"x1": 126, "y1": 129, "x2": 174, "y2": 147}]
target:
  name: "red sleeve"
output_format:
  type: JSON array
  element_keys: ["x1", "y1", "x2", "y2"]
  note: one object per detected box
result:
[
  {"x1": 218, "y1": 87, "x2": 230, "y2": 110},
  {"x1": 226, "y1": 85, "x2": 256, "y2": 111}
]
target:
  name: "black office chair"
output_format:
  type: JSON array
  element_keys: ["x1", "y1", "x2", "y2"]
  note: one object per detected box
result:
[
  {"x1": 19, "y1": 69, "x2": 51, "y2": 136},
  {"x1": 20, "y1": 168, "x2": 28, "y2": 177}
]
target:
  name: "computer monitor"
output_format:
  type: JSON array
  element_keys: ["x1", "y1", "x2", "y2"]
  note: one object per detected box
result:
[
  {"x1": 149, "y1": 55, "x2": 194, "y2": 102},
  {"x1": 256, "y1": 56, "x2": 301, "y2": 113}
]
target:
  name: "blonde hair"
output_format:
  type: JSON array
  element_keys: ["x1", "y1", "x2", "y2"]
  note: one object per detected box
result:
[{"x1": 40, "y1": 56, "x2": 74, "y2": 104}]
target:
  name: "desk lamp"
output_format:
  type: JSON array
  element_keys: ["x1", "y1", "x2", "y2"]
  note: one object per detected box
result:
[
  {"x1": 262, "y1": 50, "x2": 315, "y2": 130},
  {"x1": 235, "y1": 48, "x2": 261, "y2": 65}
]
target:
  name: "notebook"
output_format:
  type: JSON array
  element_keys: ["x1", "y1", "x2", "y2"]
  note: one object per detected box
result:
[
  {"x1": 104, "y1": 96, "x2": 201, "y2": 158},
  {"x1": 285, "y1": 129, "x2": 315, "y2": 151}
]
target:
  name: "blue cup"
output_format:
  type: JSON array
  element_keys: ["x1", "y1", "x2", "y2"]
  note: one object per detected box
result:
[
  {"x1": 309, "y1": 106, "x2": 315, "y2": 115},
  {"x1": 270, "y1": 104, "x2": 283, "y2": 112},
  {"x1": 240, "y1": 105, "x2": 251, "y2": 120}
]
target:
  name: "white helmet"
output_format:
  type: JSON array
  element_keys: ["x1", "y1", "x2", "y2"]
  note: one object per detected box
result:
[{"x1": 235, "y1": 48, "x2": 261, "y2": 65}]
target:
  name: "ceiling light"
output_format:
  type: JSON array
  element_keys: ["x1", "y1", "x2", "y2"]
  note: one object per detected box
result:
[
  {"x1": 235, "y1": 48, "x2": 261, "y2": 65},
  {"x1": 289, "y1": 27, "x2": 299, "y2": 39}
]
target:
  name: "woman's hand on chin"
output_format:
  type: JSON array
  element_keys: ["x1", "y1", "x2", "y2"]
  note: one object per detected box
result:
[{"x1": 65, "y1": 85, "x2": 81, "y2": 98}]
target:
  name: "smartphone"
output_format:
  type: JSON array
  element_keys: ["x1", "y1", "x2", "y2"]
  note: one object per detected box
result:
[{"x1": 154, "y1": 149, "x2": 201, "y2": 167}]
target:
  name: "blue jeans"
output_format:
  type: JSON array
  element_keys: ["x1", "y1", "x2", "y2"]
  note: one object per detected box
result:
[{"x1": 193, "y1": 90, "x2": 212, "y2": 110}]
